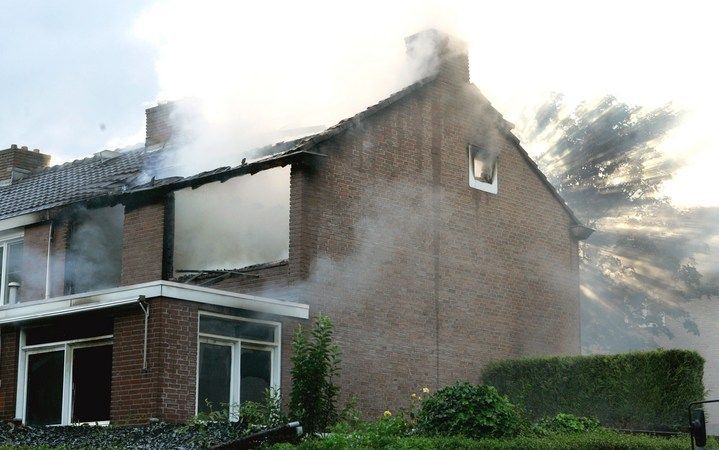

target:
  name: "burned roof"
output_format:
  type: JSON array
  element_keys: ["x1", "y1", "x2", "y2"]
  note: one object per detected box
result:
[{"x1": 0, "y1": 74, "x2": 582, "y2": 226}]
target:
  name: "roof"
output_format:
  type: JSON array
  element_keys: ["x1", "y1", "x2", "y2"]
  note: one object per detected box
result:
[
  {"x1": 0, "y1": 74, "x2": 582, "y2": 227},
  {"x1": 0, "y1": 146, "x2": 148, "y2": 220}
]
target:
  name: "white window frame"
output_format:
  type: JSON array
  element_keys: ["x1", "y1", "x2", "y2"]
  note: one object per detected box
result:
[
  {"x1": 15, "y1": 329, "x2": 113, "y2": 425},
  {"x1": 0, "y1": 229, "x2": 24, "y2": 305},
  {"x1": 468, "y1": 144, "x2": 498, "y2": 194},
  {"x1": 195, "y1": 312, "x2": 281, "y2": 419}
]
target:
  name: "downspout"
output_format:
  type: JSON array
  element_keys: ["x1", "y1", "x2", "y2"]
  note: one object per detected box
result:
[
  {"x1": 138, "y1": 296, "x2": 149, "y2": 371},
  {"x1": 44, "y1": 221, "x2": 53, "y2": 299}
]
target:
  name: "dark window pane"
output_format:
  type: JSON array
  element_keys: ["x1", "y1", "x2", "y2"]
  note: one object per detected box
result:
[
  {"x1": 72, "y1": 345, "x2": 112, "y2": 423},
  {"x1": 240, "y1": 347, "x2": 272, "y2": 404},
  {"x1": 198, "y1": 343, "x2": 232, "y2": 413},
  {"x1": 26, "y1": 351, "x2": 64, "y2": 425},
  {"x1": 25, "y1": 317, "x2": 113, "y2": 346},
  {"x1": 200, "y1": 317, "x2": 275, "y2": 342}
]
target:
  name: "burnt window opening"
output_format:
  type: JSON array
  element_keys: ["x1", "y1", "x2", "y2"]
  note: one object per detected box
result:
[
  {"x1": 173, "y1": 167, "x2": 290, "y2": 275},
  {"x1": 65, "y1": 206, "x2": 124, "y2": 295},
  {"x1": 468, "y1": 144, "x2": 498, "y2": 194}
]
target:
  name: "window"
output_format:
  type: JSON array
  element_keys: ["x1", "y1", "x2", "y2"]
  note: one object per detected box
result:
[
  {"x1": 196, "y1": 313, "x2": 280, "y2": 417},
  {"x1": 16, "y1": 329, "x2": 113, "y2": 425},
  {"x1": 64, "y1": 206, "x2": 123, "y2": 295},
  {"x1": 0, "y1": 234, "x2": 23, "y2": 304},
  {"x1": 468, "y1": 144, "x2": 498, "y2": 193}
]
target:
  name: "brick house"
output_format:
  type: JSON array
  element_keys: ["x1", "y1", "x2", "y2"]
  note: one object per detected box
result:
[{"x1": 0, "y1": 30, "x2": 590, "y2": 426}]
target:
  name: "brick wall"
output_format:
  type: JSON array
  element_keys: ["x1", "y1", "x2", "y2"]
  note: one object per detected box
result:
[
  {"x1": 111, "y1": 298, "x2": 198, "y2": 424},
  {"x1": 0, "y1": 327, "x2": 19, "y2": 420},
  {"x1": 0, "y1": 146, "x2": 50, "y2": 182},
  {"x1": 280, "y1": 50, "x2": 580, "y2": 415},
  {"x1": 121, "y1": 200, "x2": 167, "y2": 285}
]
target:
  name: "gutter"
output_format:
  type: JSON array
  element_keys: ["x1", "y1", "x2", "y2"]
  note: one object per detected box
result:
[{"x1": 0, "y1": 280, "x2": 309, "y2": 325}]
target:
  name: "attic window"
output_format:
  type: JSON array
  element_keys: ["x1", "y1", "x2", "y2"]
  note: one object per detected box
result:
[{"x1": 468, "y1": 144, "x2": 498, "y2": 194}]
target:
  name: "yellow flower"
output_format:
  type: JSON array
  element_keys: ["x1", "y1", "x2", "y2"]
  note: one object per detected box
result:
[
  {"x1": 383, "y1": 410, "x2": 392, "y2": 417},
  {"x1": 422, "y1": 387, "x2": 431, "y2": 394},
  {"x1": 411, "y1": 393, "x2": 418, "y2": 399}
]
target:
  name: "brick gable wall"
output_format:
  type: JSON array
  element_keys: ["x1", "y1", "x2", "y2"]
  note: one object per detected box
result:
[{"x1": 280, "y1": 74, "x2": 579, "y2": 415}]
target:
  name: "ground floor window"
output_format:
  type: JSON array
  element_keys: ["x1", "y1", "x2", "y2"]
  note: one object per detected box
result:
[
  {"x1": 197, "y1": 313, "x2": 280, "y2": 416},
  {"x1": 17, "y1": 329, "x2": 112, "y2": 425}
]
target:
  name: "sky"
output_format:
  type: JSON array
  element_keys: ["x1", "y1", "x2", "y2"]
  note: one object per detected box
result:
[{"x1": 1, "y1": 0, "x2": 717, "y2": 207}]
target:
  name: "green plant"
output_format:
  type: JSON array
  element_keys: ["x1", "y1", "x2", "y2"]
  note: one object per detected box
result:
[
  {"x1": 289, "y1": 314, "x2": 342, "y2": 434},
  {"x1": 482, "y1": 349, "x2": 705, "y2": 431},
  {"x1": 269, "y1": 430, "x2": 719, "y2": 450},
  {"x1": 415, "y1": 382, "x2": 522, "y2": 439},
  {"x1": 530, "y1": 413, "x2": 601, "y2": 436}
]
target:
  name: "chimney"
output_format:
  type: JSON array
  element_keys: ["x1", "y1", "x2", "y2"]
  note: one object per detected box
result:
[
  {"x1": 145, "y1": 99, "x2": 203, "y2": 147},
  {"x1": 0, "y1": 144, "x2": 51, "y2": 183},
  {"x1": 145, "y1": 102, "x2": 177, "y2": 146},
  {"x1": 405, "y1": 29, "x2": 469, "y2": 84}
]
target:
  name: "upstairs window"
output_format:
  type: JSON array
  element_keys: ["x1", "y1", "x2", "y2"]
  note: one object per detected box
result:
[
  {"x1": 468, "y1": 144, "x2": 498, "y2": 194},
  {"x1": 0, "y1": 234, "x2": 23, "y2": 304}
]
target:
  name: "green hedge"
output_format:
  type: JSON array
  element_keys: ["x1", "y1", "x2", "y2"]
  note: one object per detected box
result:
[
  {"x1": 481, "y1": 349, "x2": 705, "y2": 431},
  {"x1": 271, "y1": 430, "x2": 715, "y2": 450}
]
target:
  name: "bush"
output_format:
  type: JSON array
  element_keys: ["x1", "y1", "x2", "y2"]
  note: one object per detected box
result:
[
  {"x1": 482, "y1": 349, "x2": 705, "y2": 431},
  {"x1": 530, "y1": 413, "x2": 601, "y2": 436},
  {"x1": 290, "y1": 314, "x2": 342, "y2": 434},
  {"x1": 270, "y1": 430, "x2": 717, "y2": 450},
  {"x1": 416, "y1": 382, "x2": 522, "y2": 439}
]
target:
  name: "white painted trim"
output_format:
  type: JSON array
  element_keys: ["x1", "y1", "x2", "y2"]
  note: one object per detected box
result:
[
  {"x1": 0, "y1": 213, "x2": 41, "y2": 233},
  {"x1": 0, "y1": 280, "x2": 309, "y2": 324},
  {"x1": 468, "y1": 144, "x2": 498, "y2": 194}
]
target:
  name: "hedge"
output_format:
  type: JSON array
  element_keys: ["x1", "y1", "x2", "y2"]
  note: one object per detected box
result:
[
  {"x1": 271, "y1": 430, "x2": 715, "y2": 449},
  {"x1": 481, "y1": 349, "x2": 705, "y2": 431}
]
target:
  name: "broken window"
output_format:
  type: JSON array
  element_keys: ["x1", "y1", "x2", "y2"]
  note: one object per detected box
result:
[
  {"x1": 197, "y1": 314, "x2": 279, "y2": 416},
  {"x1": 173, "y1": 167, "x2": 290, "y2": 274},
  {"x1": 0, "y1": 234, "x2": 23, "y2": 304},
  {"x1": 25, "y1": 351, "x2": 64, "y2": 426},
  {"x1": 19, "y1": 329, "x2": 112, "y2": 425},
  {"x1": 468, "y1": 144, "x2": 498, "y2": 193},
  {"x1": 197, "y1": 342, "x2": 233, "y2": 414},
  {"x1": 65, "y1": 206, "x2": 123, "y2": 295}
]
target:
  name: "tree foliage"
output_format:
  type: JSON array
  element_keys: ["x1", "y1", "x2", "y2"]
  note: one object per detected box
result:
[{"x1": 522, "y1": 94, "x2": 718, "y2": 351}]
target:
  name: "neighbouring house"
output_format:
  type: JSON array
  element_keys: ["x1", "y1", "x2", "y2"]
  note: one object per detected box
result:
[{"x1": 0, "y1": 30, "x2": 590, "y2": 426}]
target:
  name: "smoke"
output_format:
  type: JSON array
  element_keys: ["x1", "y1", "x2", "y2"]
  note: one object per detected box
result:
[
  {"x1": 133, "y1": 1, "x2": 461, "y2": 175},
  {"x1": 65, "y1": 206, "x2": 124, "y2": 294},
  {"x1": 173, "y1": 166, "x2": 290, "y2": 271}
]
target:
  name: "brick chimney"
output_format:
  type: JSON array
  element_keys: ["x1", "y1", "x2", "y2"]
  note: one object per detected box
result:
[
  {"x1": 145, "y1": 102, "x2": 177, "y2": 146},
  {"x1": 0, "y1": 145, "x2": 51, "y2": 183},
  {"x1": 405, "y1": 29, "x2": 469, "y2": 84}
]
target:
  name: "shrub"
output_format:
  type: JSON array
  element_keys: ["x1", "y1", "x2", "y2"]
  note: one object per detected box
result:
[
  {"x1": 416, "y1": 382, "x2": 522, "y2": 439},
  {"x1": 482, "y1": 349, "x2": 705, "y2": 430},
  {"x1": 290, "y1": 314, "x2": 342, "y2": 434},
  {"x1": 530, "y1": 413, "x2": 601, "y2": 436},
  {"x1": 270, "y1": 430, "x2": 717, "y2": 450}
]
